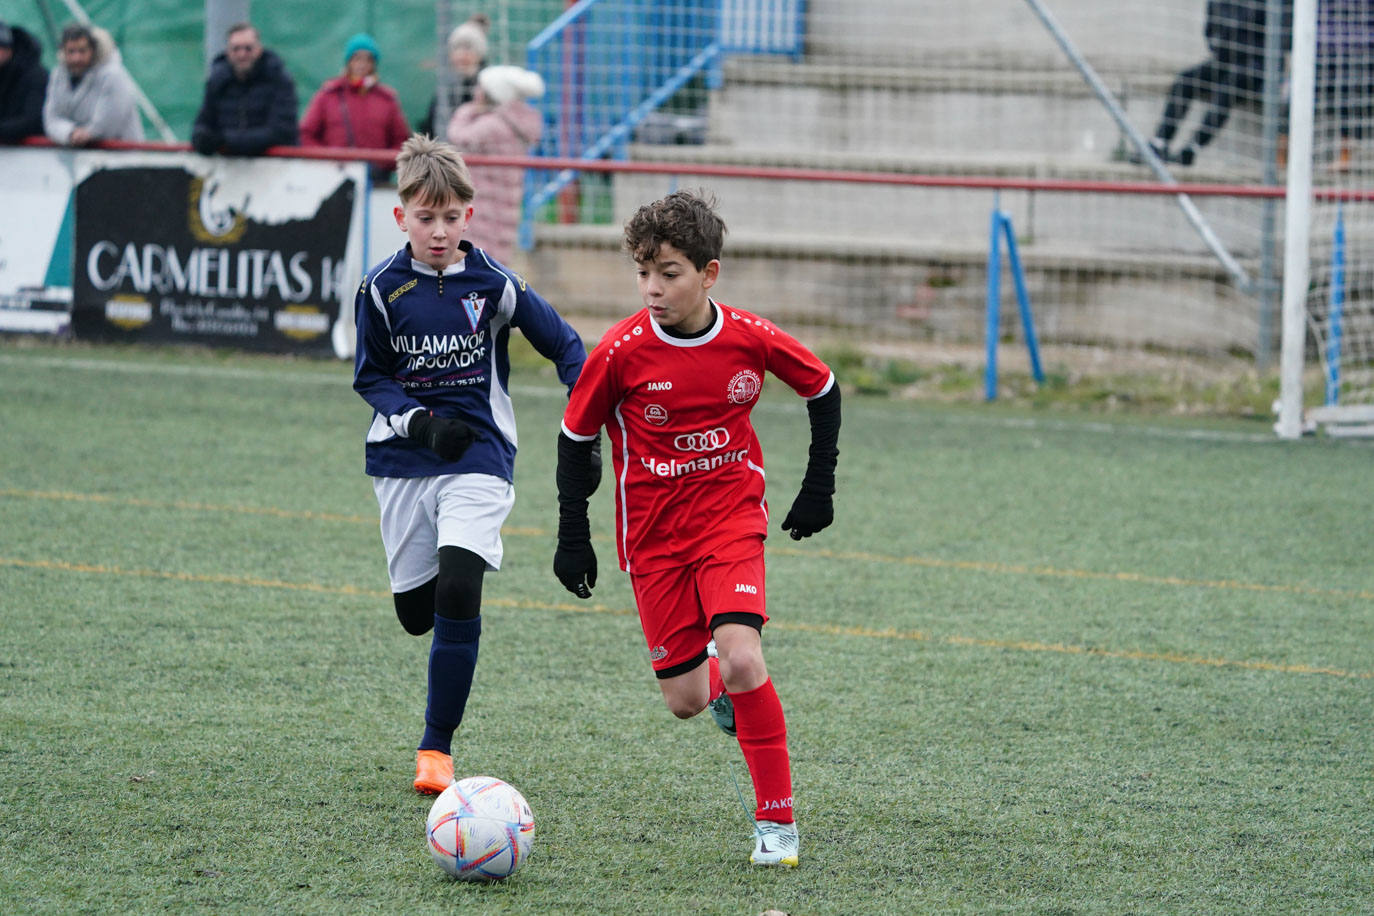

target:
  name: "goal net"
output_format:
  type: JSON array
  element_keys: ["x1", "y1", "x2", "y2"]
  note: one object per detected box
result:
[
  {"x1": 471, "y1": 0, "x2": 1372, "y2": 430},
  {"x1": 1277, "y1": 0, "x2": 1374, "y2": 436}
]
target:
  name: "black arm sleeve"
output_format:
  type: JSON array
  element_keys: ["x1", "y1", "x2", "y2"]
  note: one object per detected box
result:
[
  {"x1": 800, "y1": 386, "x2": 841, "y2": 495},
  {"x1": 555, "y1": 432, "x2": 602, "y2": 544},
  {"x1": 556, "y1": 432, "x2": 601, "y2": 504}
]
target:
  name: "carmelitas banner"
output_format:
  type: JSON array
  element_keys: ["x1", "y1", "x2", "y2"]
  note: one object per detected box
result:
[{"x1": 71, "y1": 154, "x2": 366, "y2": 357}]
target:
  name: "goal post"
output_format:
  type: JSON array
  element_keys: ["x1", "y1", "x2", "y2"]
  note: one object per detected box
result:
[
  {"x1": 1277, "y1": 0, "x2": 1374, "y2": 437},
  {"x1": 1276, "y1": 0, "x2": 1316, "y2": 439}
]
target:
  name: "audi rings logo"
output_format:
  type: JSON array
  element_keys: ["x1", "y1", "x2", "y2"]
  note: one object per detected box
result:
[{"x1": 674, "y1": 427, "x2": 731, "y2": 452}]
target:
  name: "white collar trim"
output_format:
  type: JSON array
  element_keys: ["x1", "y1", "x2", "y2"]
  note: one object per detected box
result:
[{"x1": 648, "y1": 299, "x2": 723, "y2": 347}]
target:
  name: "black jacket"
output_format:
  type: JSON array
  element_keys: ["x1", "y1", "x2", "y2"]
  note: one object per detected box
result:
[
  {"x1": 415, "y1": 68, "x2": 482, "y2": 137},
  {"x1": 0, "y1": 25, "x2": 47, "y2": 143},
  {"x1": 1206, "y1": 0, "x2": 1293, "y2": 65},
  {"x1": 191, "y1": 47, "x2": 298, "y2": 155}
]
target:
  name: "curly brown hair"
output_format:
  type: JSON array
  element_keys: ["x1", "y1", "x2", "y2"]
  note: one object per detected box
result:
[{"x1": 623, "y1": 190, "x2": 725, "y2": 270}]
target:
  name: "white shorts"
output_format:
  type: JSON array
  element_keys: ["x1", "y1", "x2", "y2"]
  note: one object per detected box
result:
[{"x1": 373, "y1": 473, "x2": 516, "y2": 593}]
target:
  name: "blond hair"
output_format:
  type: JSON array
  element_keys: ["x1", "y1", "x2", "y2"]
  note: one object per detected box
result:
[{"x1": 395, "y1": 134, "x2": 476, "y2": 207}]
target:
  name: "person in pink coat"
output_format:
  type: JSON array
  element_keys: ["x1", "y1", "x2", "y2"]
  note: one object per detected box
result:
[
  {"x1": 446, "y1": 65, "x2": 545, "y2": 264},
  {"x1": 301, "y1": 33, "x2": 408, "y2": 177}
]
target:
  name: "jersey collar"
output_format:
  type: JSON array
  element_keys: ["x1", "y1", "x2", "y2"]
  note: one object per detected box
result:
[
  {"x1": 406, "y1": 241, "x2": 472, "y2": 277},
  {"x1": 648, "y1": 298, "x2": 723, "y2": 347}
]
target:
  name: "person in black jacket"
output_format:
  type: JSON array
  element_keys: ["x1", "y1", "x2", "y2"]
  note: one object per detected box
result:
[
  {"x1": 415, "y1": 14, "x2": 488, "y2": 137},
  {"x1": 191, "y1": 22, "x2": 297, "y2": 155},
  {"x1": 1139, "y1": 1, "x2": 1292, "y2": 165},
  {"x1": 0, "y1": 21, "x2": 48, "y2": 143}
]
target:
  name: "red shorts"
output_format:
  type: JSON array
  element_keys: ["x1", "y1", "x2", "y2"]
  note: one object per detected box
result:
[{"x1": 630, "y1": 537, "x2": 769, "y2": 676}]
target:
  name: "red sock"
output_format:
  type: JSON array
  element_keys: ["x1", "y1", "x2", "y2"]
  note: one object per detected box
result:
[
  {"x1": 730, "y1": 678, "x2": 794, "y2": 823},
  {"x1": 708, "y1": 655, "x2": 725, "y2": 701}
]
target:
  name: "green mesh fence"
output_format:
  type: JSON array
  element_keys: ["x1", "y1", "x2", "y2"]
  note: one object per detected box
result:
[{"x1": 9, "y1": 0, "x2": 564, "y2": 140}]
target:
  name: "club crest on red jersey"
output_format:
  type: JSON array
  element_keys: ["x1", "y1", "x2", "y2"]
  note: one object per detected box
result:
[
  {"x1": 727, "y1": 369, "x2": 762, "y2": 404},
  {"x1": 461, "y1": 292, "x2": 485, "y2": 331},
  {"x1": 644, "y1": 403, "x2": 669, "y2": 425}
]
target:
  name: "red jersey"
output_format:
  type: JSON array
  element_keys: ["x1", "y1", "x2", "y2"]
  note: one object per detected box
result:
[{"x1": 561, "y1": 301, "x2": 834, "y2": 573}]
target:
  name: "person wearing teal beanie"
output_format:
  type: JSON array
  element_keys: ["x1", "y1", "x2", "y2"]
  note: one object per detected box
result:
[
  {"x1": 343, "y1": 33, "x2": 380, "y2": 68},
  {"x1": 301, "y1": 31, "x2": 409, "y2": 176}
]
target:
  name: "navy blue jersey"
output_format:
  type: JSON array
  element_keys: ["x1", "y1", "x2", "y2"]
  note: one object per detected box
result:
[{"x1": 354, "y1": 242, "x2": 586, "y2": 480}]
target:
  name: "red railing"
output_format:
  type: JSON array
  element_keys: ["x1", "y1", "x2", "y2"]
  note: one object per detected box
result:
[{"x1": 16, "y1": 136, "x2": 1374, "y2": 201}]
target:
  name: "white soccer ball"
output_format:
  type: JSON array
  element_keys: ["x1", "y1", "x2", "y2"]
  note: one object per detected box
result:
[{"x1": 425, "y1": 776, "x2": 535, "y2": 881}]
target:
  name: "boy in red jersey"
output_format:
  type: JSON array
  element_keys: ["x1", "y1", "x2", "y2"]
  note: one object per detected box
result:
[{"x1": 552, "y1": 191, "x2": 841, "y2": 867}]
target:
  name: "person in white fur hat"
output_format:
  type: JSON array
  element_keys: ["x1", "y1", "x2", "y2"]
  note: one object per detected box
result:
[{"x1": 446, "y1": 65, "x2": 545, "y2": 264}]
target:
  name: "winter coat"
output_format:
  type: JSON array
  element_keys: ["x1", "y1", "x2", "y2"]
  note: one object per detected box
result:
[
  {"x1": 0, "y1": 25, "x2": 47, "y2": 142},
  {"x1": 1205, "y1": 0, "x2": 1292, "y2": 67},
  {"x1": 416, "y1": 69, "x2": 481, "y2": 137},
  {"x1": 446, "y1": 99, "x2": 542, "y2": 264},
  {"x1": 43, "y1": 26, "x2": 143, "y2": 144},
  {"x1": 192, "y1": 48, "x2": 297, "y2": 155},
  {"x1": 300, "y1": 75, "x2": 409, "y2": 150}
]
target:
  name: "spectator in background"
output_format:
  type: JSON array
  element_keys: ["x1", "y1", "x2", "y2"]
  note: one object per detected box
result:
[
  {"x1": 417, "y1": 14, "x2": 489, "y2": 137},
  {"x1": 0, "y1": 21, "x2": 47, "y2": 143},
  {"x1": 446, "y1": 65, "x2": 545, "y2": 264},
  {"x1": 192, "y1": 22, "x2": 296, "y2": 156},
  {"x1": 1316, "y1": 0, "x2": 1374, "y2": 169},
  {"x1": 301, "y1": 33, "x2": 409, "y2": 178},
  {"x1": 1137, "y1": 1, "x2": 1291, "y2": 166},
  {"x1": 43, "y1": 23, "x2": 143, "y2": 146}
]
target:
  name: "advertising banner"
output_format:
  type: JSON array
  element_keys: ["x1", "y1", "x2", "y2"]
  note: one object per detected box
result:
[
  {"x1": 70, "y1": 152, "x2": 366, "y2": 357},
  {"x1": 0, "y1": 148, "x2": 75, "y2": 334}
]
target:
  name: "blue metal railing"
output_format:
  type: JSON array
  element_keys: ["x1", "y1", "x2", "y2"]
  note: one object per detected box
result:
[{"x1": 519, "y1": 0, "x2": 804, "y2": 248}]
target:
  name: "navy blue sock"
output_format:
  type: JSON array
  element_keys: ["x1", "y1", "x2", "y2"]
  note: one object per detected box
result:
[{"x1": 419, "y1": 614, "x2": 481, "y2": 754}]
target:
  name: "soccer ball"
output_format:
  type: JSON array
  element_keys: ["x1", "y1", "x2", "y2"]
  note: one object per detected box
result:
[{"x1": 425, "y1": 776, "x2": 535, "y2": 881}]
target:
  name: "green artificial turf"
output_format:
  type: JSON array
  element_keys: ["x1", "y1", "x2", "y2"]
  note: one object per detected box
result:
[{"x1": 1, "y1": 340, "x2": 1370, "y2": 914}]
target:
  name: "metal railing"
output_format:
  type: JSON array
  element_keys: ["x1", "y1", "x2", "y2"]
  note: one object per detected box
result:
[{"x1": 520, "y1": 0, "x2": 727, "y2": 247}]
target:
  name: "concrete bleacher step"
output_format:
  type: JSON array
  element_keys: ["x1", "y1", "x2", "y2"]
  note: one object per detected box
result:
[
  {"x1": 614, "y1": 143, "x2": 1273, "y2": 257},
  {"x1": 524, "y1": 221, "x2": 1257, "y2": 354},
  {"x1": 710, "y1": 58, "x2": 1174, "y2": 160},
  {"x1": 707, "y1": 57, "x2": 1286, "y2": 170}
]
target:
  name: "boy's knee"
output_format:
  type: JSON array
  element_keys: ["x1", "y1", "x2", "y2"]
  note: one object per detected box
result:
[
  {"x1": 665, "y1": 695, "x2": 706, "y2": 720},
  {"x1": 393, "y1": 580, "x2": 436, "y2": 635},
  {"x1": 435, "y1": 574, "x2": 482, "y2": 620},
  {"x1": 436, "y1": 546, "x2": 486, "y2": 620}
]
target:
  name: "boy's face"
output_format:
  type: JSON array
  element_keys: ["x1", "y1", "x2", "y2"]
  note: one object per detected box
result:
[
  {"x1": 395, "y1": 194, "x2": 472, "y2": 270},
  {"x1": 636, "y1": 242, "x2": 718, "y2": 334}
]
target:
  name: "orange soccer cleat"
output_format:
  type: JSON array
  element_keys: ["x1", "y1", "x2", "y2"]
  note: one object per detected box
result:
[{"x1": 413, "y1": 749, "x2": 454, "y2": 795}]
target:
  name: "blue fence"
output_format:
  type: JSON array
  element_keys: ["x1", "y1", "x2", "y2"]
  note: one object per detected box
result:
[{"x1": 520, "y1": 0, "x2": 804, "y2": 248}]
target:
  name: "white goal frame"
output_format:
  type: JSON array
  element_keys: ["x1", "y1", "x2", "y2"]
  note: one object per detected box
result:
[{"x1": 1276, "y1": 0, "x2": 1374, "y2": 438}]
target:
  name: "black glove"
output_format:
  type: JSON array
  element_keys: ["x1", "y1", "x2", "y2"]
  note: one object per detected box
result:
[
  {"x1": 192, "y1": 128, "x2": 221, "y2": 155},
  {"x1": 409, "y1": 411, "x2": 475, "y2": 461},
  {"x1": 554, "y1": 507, "x2": 596, "y2": 599},
  {"x1": 780, "y1": 488, "x2": 833, "y2": 540}
]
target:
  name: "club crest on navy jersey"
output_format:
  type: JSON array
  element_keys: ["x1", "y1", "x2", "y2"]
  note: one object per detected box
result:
[{"x1": 461, "y1": 292, "x2": 486, "y2": 331}]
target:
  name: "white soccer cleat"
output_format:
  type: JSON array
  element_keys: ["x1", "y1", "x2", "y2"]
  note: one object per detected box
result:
[{"x1": 750, "y1": 819, "x2": 799, "y2": 867}]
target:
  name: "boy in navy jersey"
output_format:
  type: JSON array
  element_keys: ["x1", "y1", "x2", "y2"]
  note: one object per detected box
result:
[
  {"x1": 354, "y1": 134, "x2": 587, "y2": 794},
  {"x1": 553, "y1": 191, "x2": 841, "y2": 866}
]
